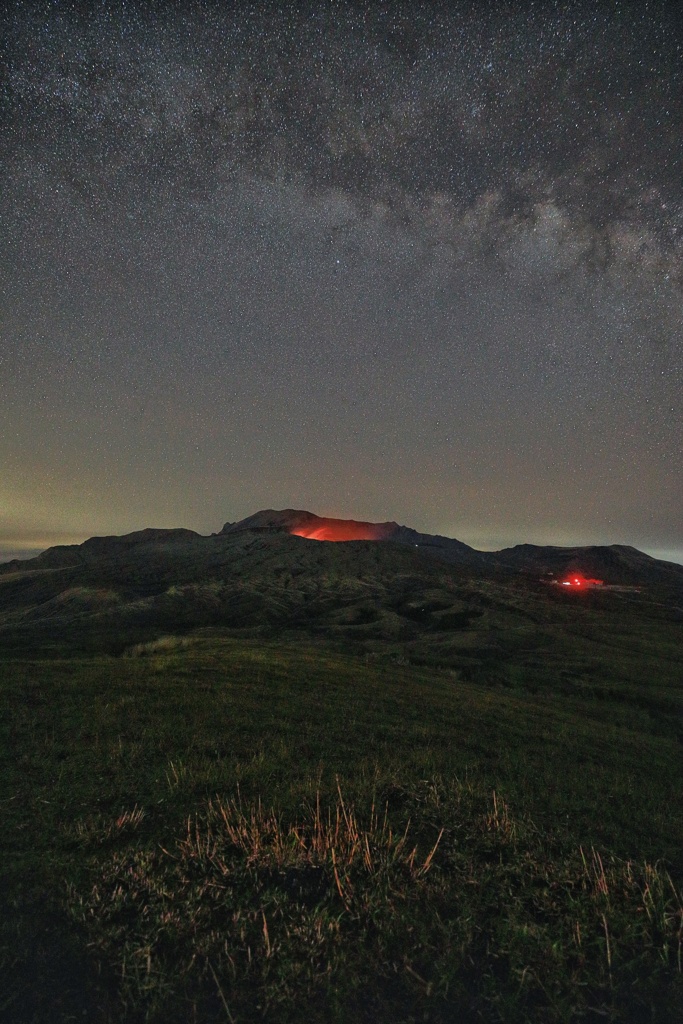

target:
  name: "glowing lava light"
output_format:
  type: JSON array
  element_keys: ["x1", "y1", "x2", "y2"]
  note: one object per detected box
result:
[
  {"x1": 559, "y1": 574, "x2": 604, "y2": 588},
  {"x1": 290, "y1": 521, "x2": 383, "y2": 541},
  {"x1": 288, "y1": 516, "x2": 399, "y2": 542}
]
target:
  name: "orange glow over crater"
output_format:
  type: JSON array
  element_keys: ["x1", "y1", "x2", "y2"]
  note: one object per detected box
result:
[{"x1": 290, "y1": 519, "x2": 390, "y2": 542}]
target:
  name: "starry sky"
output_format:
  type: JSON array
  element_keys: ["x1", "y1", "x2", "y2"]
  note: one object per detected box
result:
[{"x1": 1, "y1": 0, "x2": 682, "y2": 564}]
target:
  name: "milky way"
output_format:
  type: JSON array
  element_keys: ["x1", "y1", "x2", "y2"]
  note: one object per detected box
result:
[{"x1": 1, "y1": 1, "x2": 681, "y2": 562}]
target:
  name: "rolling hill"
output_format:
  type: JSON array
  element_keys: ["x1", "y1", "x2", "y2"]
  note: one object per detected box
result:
[
  {"x1": 0, "y1": 509, "x2": 681, "y2": 665},
  {"x1": 2, "y1": 510, "x2": 682, "y2": 1022}
]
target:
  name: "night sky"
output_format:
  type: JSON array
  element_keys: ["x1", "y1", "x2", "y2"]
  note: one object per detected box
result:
[{"x1": 1, "y1": 1, "x2": 682, "y2": 564}]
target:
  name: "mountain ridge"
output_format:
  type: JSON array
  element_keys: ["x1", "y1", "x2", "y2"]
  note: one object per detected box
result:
[
  {"x1": 1, "y1": 508, "x2": 681, "y2": 591},
  {"x1": 0, "y1": 507, "x2": 680, "y2": 658}
]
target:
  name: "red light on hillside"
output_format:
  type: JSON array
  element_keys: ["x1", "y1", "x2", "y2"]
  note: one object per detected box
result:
[{"x1": 559, "y1": 574, "x2": 604, "y2": 588}]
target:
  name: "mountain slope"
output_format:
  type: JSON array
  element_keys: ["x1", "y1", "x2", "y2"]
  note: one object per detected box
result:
[
  {"x1": 2, "y1": 508, "x2": 681, "y2": 591},
  {"x1": 220, "y1": 508, "x2": 399, "y2": 540},
  {"x1": 0, "y1": 509, "x2": 680, "y2": 662},
  {"x1": 220, "y1": 508, "x2": 489, "y2": 565},
  {"x1": 497, "y1": 542, "x2": 683, "y2": 588}
]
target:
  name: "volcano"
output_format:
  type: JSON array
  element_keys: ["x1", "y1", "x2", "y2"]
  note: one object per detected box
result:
[
  {"x1": 220, "y1": 509, "x2": 400, "y2": 542},
  {"x1": 219, "y1": 508, "x2": 490, "y2": 565},
  {"x1": 0, "y1": 506, "x2": 682, "y2": 658},
  {"x1": 2, "y1": 508, "x2": 681, "y2": 593},
  {"x1": 216, "y1": 509, "x2": 683, "y2": 590}
]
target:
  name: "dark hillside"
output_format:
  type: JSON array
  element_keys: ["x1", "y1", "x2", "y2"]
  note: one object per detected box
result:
[
  {"x1": 1, "y1": 638, "x2": 682, "y2": 1023},
  {"x1": 497, "y1": 542, "x2": 683, "y2": 588},
  {"x1": 1, "y1": 512, "x2": 682, "y2": 1022},
  {"x1": 0, "y1": 519, "x2": 680, "y2": 730}
]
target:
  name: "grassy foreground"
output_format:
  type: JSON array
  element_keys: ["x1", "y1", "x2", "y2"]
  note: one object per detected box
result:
[{"x1": 1, "y1": 635, "x2": 682, "y2": 1022}]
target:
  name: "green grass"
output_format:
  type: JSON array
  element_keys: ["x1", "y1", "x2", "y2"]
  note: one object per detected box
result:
[{"x1": 1, "y1": 636, "x2": 682, "y2": 1022}]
